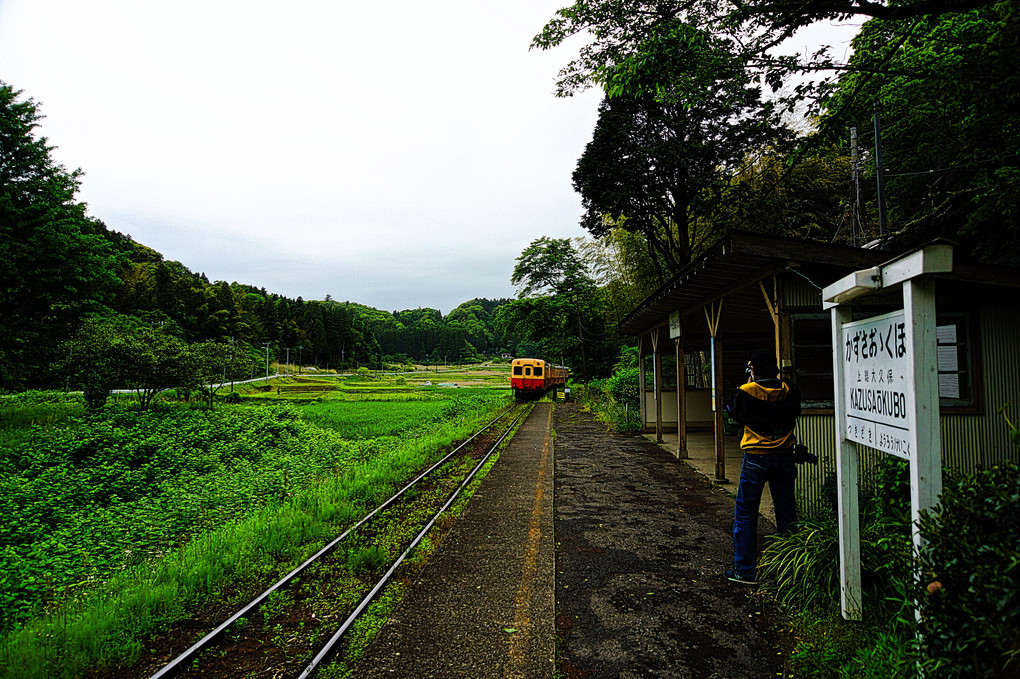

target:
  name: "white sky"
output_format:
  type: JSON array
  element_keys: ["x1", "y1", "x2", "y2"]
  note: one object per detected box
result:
[
  {"x1": 0, "y1": 1, "x2": 858, "y2": 315},
  {"x1": 0, "y1": 0, "x2": 603, "y2": 314}
]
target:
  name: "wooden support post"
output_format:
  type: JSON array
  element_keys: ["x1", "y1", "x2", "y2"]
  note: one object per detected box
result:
[
  {"x1": 652, "y1": 328, "x2": 663, "y2": 444},
  {"x1": 704, "y1": 301, "x2": 727, "y2": 482},
  {"x1": 676, "y1": 340, "x2": 688, "y2": 458},
  {"x1": 712, "y1": 336, "x2": 727, "y2": 482},
  {"x1": 638, "y1": 339, "x2": 647, "y2": 432},
  {"x1": 760, "y1": 279, "x2": 781, "y2": 368}
]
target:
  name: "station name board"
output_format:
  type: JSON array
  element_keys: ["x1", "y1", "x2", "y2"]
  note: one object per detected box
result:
[{"x1": 842, "y1": 309, "x2": 911, "y2": 458}]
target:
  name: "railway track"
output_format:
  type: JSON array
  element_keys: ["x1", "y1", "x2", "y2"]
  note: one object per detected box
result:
[{"x1": 144, "y1": 403, "x2": 531, "y2": 679}]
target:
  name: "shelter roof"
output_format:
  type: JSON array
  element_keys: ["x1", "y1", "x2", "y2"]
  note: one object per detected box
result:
[{"x1": 618, "y1": 231, "x2": 1020, "y2": 338}]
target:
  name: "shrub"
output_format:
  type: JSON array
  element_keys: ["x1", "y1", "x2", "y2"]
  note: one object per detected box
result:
[
  {"x1": 759, "y1": 471, "x2": 918, "y2": 679},
  {"x1": 916, "y1": 462, "x2": 1020, "y2": 678},
  {"x1": 574, "y1": 359, "x2": 640, "y2": 435},
  {"x1": 605, "y1": 366, "x2": 639, "y2": 408},
  {"x1": 758, "y1": 512, "x2": 912, "y2": 613}
]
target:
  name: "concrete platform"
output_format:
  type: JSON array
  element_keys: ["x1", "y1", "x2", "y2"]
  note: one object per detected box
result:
[
  {"x1": 349, "y1": 404, "x2": 785, "y2": 678},
  {"x1": 349, "y1": 403, "x2": 556, "y2": 678},
  {"x1": 555, "y1": 404, "x2": 784, "y2": 678},
  {"x1": 644, "y1": 431, "x2": 777, "y2": 526}
]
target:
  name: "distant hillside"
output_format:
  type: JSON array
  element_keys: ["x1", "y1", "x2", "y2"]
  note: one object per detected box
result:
[{"x1": 347, "y1": 299, "x2": 512, "y2": 364}]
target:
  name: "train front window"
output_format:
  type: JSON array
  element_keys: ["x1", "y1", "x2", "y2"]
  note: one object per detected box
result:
[
  {"x1": 525, "y1": 367, "x2": 532, "y2": 376},
  {"x1": 534, "y1": 367, "x2": 543, "y2": 377},
  {"x1": 513, "y1": 366, "x2": 523, "y2": 376}
]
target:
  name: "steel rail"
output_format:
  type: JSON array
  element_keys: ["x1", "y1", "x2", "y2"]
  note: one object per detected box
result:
[
  {"x1": 149, "y1": 405, "x2": 517, "y2": 679},
  {"x1": 296, "y1": 407, "x2": 528, "y2": 679}
]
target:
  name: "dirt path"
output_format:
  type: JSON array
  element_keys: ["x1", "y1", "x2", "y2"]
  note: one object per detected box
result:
[{"x1": 554, "y1": 403, "x2": 786, "y2": 679}]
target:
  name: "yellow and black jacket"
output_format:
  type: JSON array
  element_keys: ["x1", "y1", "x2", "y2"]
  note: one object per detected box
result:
[{"x1": 726, "y1": 379, "x2": 801, "y2": 453}]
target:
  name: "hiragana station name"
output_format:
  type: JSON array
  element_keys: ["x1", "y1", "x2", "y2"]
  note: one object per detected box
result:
[{"x1": 842, "y1": 310, "x2": 912, "y2": 458}]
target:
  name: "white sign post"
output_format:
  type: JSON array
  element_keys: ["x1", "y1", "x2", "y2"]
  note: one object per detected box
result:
[{"x1": 823, "y1": 244, "x2": 951, "y2": 621}]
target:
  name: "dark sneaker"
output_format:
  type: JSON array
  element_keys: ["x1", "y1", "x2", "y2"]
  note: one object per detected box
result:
[{"x1": 725, "y1": 569, "x2": 759, "y2": 585}]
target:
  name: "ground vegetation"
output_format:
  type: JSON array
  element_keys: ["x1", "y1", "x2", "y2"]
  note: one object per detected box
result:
[
  {"x1": 756, "y1": 453, "x2": 1019, "y2": 677},
  {"x1": 0, "y1": 381, "x2": 509, "y2": 678}
]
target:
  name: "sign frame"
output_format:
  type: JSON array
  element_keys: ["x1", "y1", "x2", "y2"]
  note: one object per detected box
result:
[{"x1": 823, "y1": 244, "x2": 951, "y2": 621}]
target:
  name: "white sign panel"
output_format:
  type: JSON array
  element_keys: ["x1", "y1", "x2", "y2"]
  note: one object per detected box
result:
[
  {"x1": 841, "y1": 309, "x2": 911, "y2": 458},
  {"x1": 669, "y1": 310, "x2": 682, "y2": 339}
]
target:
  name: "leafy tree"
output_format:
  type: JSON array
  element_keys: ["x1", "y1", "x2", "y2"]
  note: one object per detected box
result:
[
  {"x1": 819, "y1": 5, "x2": 1020, "y2": 262},
  {"x1": 62, "y1": 317, "x2": 195, "y2": 410},
  {"x1": 0, "y1": 83, "x2": 123, "y2": 389},
  {"x1": 120, "y1": 325, "x2": 194, "y2": 409},
  {"x1": 531, "y1": 0, "x2": 994, "y2": 109},
  {"x1": 495, "y1": 296, "x2": 571, "y2": 362},
  {"x1": 511, "y1": 236, "x2": 594, "y2": 298},
  {"x1": 506, "y1": 237, "x2": 611, "y2": 382},
  {"x1": 575, "y1": 230, "x2": 661, "y2": 326},
  {"x1": 62, "y1": 317, "x2": 135, "y2": 411},
  {"x1": 710, "y1": 148, "x2": 855, "y2": 242},
  {"x1": 571, "y1": 25, "x2": 788, "y2": 278},
  {"x1": 192, "y1": 340, "x2": 260, "y2": 406}
]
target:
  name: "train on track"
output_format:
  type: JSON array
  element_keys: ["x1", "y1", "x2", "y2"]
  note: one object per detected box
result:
[{"x1": 509, "y1": 358, "x2": 569, "y2": 401}]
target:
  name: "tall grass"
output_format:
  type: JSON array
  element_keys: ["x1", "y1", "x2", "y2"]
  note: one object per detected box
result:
[
  {"x1": 573, "y1": 381, "x2": 641, "y2": 434},
  {"x1": 0, "y1": 391, "x2": 84, "y2": 435},
  {"x1": 758, "y1": 458, "x2": 928, "y2": 678}
]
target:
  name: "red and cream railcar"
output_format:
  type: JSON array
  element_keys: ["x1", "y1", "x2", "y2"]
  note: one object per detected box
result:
[{"x1": 510, "y1": 358, "x2": 569, "y2": 400}]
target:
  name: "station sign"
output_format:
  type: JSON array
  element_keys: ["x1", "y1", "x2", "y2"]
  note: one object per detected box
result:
[
  {"x1": 824, "y1": 243, "x2": 951, "y2": 622},
  {"x1": 841, "y1": 309, "x2": 911, "y2": 458}
]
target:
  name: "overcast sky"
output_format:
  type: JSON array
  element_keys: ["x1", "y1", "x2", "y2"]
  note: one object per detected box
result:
[
  {"x1": 0, "y1": 1, "x2": 858, "y2": 315},
  {"x1": 0, "y1": 0, "x2": 607, "y2": 314}
]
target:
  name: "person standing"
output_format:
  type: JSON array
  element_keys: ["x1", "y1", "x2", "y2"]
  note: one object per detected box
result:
[{"x1": 725, "y1": 349, "x2": 802, "y2": 585}]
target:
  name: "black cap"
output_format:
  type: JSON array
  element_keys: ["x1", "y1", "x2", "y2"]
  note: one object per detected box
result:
[{"x1": 749, "y1": 349, "x2": 779, "y2": 378}]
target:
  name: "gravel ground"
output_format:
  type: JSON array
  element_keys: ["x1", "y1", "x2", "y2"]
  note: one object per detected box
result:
[{"x1": 554, "y1": 402, "x2": 787, "y2": 679}]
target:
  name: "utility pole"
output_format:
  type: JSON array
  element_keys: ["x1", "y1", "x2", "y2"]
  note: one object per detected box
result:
[
  {"x1": 873, "y1": 105, "x2": 888, "y2": 239},
  {"x1": 262, "y1": 342, "x2": 270, "y2": 379},
  {"x1": 851, "y1": 127, "x2": 864, "y2": 246}
]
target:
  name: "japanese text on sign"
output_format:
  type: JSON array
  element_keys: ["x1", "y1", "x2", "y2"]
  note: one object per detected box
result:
[{"x1": 842, "y1": 310, "x2": 911, "y2": 459}]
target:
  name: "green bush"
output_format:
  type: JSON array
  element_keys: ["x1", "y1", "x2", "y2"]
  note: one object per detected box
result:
[
  {"x1": 605, "y1": 366, "x2": 639, "y2": 407},
  {"x1": 759, "y1": 512, "x2": 912, "y2": 613},
  {"x1": 916, "y1": 462, "x2": 1020, "y2": 678},
  {"x1": 573, "y1": 357, "x2": 641, "y2": 435}
]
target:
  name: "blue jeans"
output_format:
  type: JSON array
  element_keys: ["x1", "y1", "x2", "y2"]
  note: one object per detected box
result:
[{"x1": 732, "y1": 452, "x2": 798, "y2": 577}]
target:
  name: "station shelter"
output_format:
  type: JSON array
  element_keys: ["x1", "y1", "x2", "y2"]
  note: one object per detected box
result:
[{"x1": 618, "y1": 231, "x2": 1020, "y2": 511}]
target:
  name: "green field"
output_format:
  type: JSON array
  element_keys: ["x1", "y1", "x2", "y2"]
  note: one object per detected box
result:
[{"x1": 0, "y1": 372, "x2": 511, "y2": 678}]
